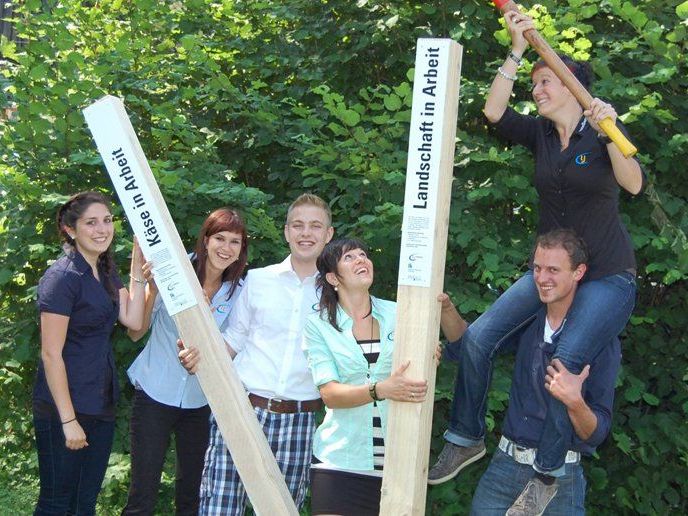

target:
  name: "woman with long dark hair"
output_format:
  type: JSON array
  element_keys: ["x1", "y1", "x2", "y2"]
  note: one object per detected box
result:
[
  {"x1": 428, "y1": 9, "x2": 645, "y2": 515},
  {"x1": 123, "y1": 208, "x2": 248, "y2": 515},
  {"x1": 303, "y1": 238, "x2": 434, "y2": 516},
  {"x1": 33, "y1": 191, "x2": 146, "y2": 515}
]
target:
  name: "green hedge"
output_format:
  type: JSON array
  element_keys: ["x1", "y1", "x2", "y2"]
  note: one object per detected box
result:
[{"x1": 1, "y1": 1, "x2": 686, "y2": 513}]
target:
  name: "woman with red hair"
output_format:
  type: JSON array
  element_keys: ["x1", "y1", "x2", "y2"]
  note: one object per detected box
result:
[{"x1": 123, "y1": 208, "x2": 248, "y2": 516}]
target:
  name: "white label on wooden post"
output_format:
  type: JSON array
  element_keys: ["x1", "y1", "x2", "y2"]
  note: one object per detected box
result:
[
  {"x1": 397, "y1": 39, "x2": 452, "y2": 288},
  {"x1": 84, "y1": 102, "x2": 196, "y2": 315},
  {"x1": 83, "y1": 96, "x2": 298, "y2": 516},
  {"x1": 380, "y1": 39, "x2": 462, "y2": 516}
]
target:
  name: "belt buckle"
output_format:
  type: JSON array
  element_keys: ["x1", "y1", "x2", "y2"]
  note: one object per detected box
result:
[
  {"x1": 266, "y1": 397, "x2": 282, "y2": 413},
  {"x1": 513, "y1": 444, "x2": 535, "y2": 465}
]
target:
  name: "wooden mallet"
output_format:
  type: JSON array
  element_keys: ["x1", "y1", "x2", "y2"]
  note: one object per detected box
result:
[{"x1": 491, "y1": 0, "x2": 638, "y2": 157}]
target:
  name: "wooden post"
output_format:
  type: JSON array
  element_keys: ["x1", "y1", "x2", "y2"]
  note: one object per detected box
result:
[
  {"x1": 83, "y1": 96, "x2": 298, "y2": 516},
  {"x1": 379, "y1": 39, "x2": 462, "y2": 516}
]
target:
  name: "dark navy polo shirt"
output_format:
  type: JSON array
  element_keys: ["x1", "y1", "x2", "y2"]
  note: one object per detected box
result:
[
  {"x1": 493, "y1": 107, "x2": 645, "y2": 280},
  {"x1": 501, "y1": 309, "x2": 620, "y2": 455},
  {"x1": 33, "y1": 250, "x2": 123, "y2": 417}
]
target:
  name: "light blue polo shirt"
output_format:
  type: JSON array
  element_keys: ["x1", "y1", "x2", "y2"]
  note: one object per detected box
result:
[
  {"x1": 128, "y1": 280, "x2": 241, "y2": 408},
  {"x1": 303, "y1": 296, "x2": 396, "y2": 471}
]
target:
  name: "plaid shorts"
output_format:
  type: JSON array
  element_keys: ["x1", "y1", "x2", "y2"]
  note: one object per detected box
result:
[{"x1": 199, "y1": 406, "x2": 316, "y2": 515}]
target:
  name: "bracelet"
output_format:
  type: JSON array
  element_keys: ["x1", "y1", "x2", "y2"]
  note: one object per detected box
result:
[
  {"x1": 132, "y1": 276, "x2": 146, "y2": 285},
  {"x1": 507, "y1": 51, "x2": 522, "y2": 66},
  {"x1": 61, "y1": 417, "x2": 76, "y2": 425},
  {"x1": 497, "y1": 67, "x2": 517, "y2": 82},
  {"x1": 369, "y1": 382, "x2": 379, "y2": 401}
]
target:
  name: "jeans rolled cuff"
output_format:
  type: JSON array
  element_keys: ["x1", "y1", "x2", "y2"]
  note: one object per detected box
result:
[
  {"x1": 444, "y1": 429, "x2": 483, "y2": 448},
  {"x1": 533, "y1": 461, "x2": 566, "y2": 478}
]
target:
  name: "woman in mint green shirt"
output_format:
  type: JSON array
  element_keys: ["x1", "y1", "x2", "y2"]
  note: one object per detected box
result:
[{"x1": 303, "y1": 238, "x2": 430, "y2": 516}]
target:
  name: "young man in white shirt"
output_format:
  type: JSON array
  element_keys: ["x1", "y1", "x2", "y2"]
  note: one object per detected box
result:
[{"x1": 181, "y1": 193, "x2": 334, "y2": 515}]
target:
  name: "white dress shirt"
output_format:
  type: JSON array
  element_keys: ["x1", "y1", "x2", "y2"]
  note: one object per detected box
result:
[{"x1": 223, "y1": 256, "x2": 321, "y2": 401}]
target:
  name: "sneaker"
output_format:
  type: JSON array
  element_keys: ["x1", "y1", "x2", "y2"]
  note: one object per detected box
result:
[
  {"x1": 427, "y1": 441, "x2": 486, "y2": 485},
  {"x1": 506, "y1": 476, "x2": 558, "y2": 516}
]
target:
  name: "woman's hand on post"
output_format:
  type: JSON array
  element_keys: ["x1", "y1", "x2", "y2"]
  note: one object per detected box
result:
[
  {"x1": 178, "y1": 339, "x2": 200, "y2": 374},
  {"x1": 63, "y1": 419, "x2": 88, "y2": 450},
  {"x1": 142, "y1": 260, "x2": 157, "y2": 293},
  {"x1": 437, "y1": 292, "x2": 453, "y2": 312},
  {"x1": 376, "y1": 360, "x2": 428, "y2": 403}
]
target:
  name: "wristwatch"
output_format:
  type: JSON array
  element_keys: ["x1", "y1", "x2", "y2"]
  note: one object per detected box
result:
[
  {"x1": 369, "y1": 382, "x2": 379, "y2": 401},
  {"x1": 597, "y1": 132, "x2": 612, "y2": 145}
]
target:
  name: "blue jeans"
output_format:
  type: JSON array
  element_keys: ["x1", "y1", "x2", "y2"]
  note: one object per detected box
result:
[
  {"x1": 445, "y1": 270, "x2": 636, "y2": 473},
  {"x1": 470, "y1": 449, "x2": 585, "y2": 515},
  {"x1": 34, "y1": 416, "x2": 115, "y2": 515}
]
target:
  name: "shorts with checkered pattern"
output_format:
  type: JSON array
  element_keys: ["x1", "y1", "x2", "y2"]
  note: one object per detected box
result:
[{"x1": 199, "y1": 406, "x2": 316, "y2": 515}]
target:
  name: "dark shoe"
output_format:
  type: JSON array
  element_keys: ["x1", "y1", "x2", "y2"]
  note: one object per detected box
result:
[
  {"x1": 427, "y1": 441, "x2": 486, "y2": 485},
  {"x1": 506, "y1": 476, "x2": 558, "y2": 516}
]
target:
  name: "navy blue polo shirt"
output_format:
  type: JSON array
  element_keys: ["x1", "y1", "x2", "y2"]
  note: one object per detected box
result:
[
  {"x1": 501, "y1": 309, "x2": 620, "y2": 455},
  {"x1": 33, "y1": 250, "x2": 123, "y2": 417},
  {"x1": 493, "y1": 107, "x2": 645, "y2": 280}
]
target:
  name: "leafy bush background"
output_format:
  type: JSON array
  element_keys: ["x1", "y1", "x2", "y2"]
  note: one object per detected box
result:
[{"x1": 1, "y1": 0, "x2": 686, "y2": 514}]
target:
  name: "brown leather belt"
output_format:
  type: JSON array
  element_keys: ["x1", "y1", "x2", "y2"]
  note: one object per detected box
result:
[{"x1": 248, "y1": 393, "x2": 323, "y2": 414}]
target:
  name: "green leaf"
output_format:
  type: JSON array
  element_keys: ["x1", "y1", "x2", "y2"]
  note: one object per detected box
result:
[
  {"x1": 676, "y1": 1, "x2": 688, "y2": 18},
  {"x1": 384, "y1": 94, "x2": 402, "y2": 111},
  {"x1": 588, "y1": 467, "x2": 608, "y2": 490},
  {"x1": 340, "y1": 109, "x2": 360, "y2": 127},
  {"x1": 0, "y1": 269, "x2": 13, "y2": 286},
  {"x1": 642, "y1": 393, "x2": 660, "y2": 406},
  {"x1": 480, "y1": 237, "x2": 498, "y2": 249},
  {"x1": 613, "y1": 431, "x2": 633, "y2": 454},
  {"x1": 624, "y1": 376, "x2": 645, "y2": 402}
]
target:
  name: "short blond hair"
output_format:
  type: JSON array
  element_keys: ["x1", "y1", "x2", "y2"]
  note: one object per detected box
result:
[{"x1": 286, "y1": 193, "x2": 331, "y2": 226}]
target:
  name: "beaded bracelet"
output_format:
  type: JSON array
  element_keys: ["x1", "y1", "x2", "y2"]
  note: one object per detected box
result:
[{"x1": 497, "y1": 67, "x2": 517, "y2": 82}]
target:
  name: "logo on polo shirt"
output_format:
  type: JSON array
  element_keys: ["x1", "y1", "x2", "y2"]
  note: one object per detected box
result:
[
  {"x1": 575, "y1": 152, "x2": 591, "y2": 166},
  {"x1": 215, "y1": 303, "x2": 231, "y2": 314}
]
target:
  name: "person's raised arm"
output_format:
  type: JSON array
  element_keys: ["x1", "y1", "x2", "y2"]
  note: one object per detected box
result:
[
  {"x1": 40, "y1": 313, "x2": 88, "y2": 450},
  {"x1": 484, "y1": 11, "x2": 535, "y2": 123},
  {"x1": 127, "y1": 261, "x2": 157, "y2": 342},
  {"x1": 584, "y1": 99, "x2": 644, "y2": 194},
  {"x1": 119, "y1": 238, "x2": 147, "y2": 331}
]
